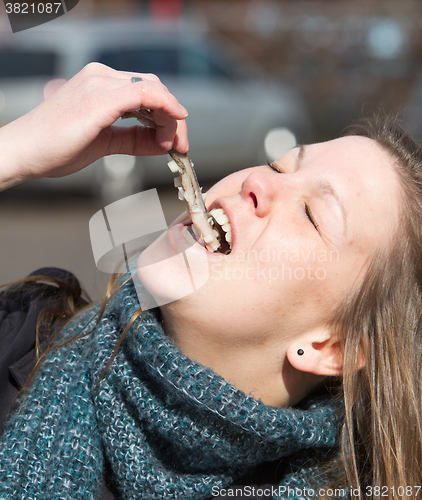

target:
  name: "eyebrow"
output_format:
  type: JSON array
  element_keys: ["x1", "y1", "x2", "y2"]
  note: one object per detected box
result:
[
  {"x1": 317, "y1": 180, "x2": 347, "y2": 233},
  {"x1": 297, "y1": 145, "x2": 347, "y2": 234}
]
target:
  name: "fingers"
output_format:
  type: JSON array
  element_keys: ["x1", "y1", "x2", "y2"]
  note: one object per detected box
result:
[
  {"x1": 106, "y1": 125, "x2": 166, "y2": 157},
  {"x1": 96, "y1": 63, "x2": 162, "y2": 85},
  {"x1": 150, "y1": 107, "x2": 189, "y2": 153},
  {"x1": 5, "y1": 62, "x2": 191, "y2": 185},
  {"x1": 112, "y1": 79, "x2": 188, "y2": 120},
  {"x1": 106, "y1": 122, "x2": 189, "y2": 157},
  {"x1": 111, "y1": 77, "x2": 189, "y2": 152},
  {"x1": 74, "y1": 63, "x2": 188, "y2": 130},
  {"x1": 172, "y1": 119, "x2": 189, "y2": 154},
  {"x1": 124, "y1": 72, "x2": 164, "y2": 86},
  {"x1": 39, "y1": 63, "x2": 190, "y2": 169},
  {"x1": 73, "y1": 63, "x2": 185, "y2": 117},
  {"x1": 154, "y1": 121, "x2": 177, "y2": 152},
  {"x1": 153, "y1": 121, "x2": 189, "y2": 154},
  {"x1": 82, "y1": 63, "x2": 161, "y2": 85},
  {"x1": 89, "y1": 63, "x2": 172, "y2": 100}
]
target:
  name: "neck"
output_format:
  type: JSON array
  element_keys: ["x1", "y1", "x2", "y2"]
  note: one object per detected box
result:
[{"x1": 159, "y1": 303, "x2": 319, "y2": 407}]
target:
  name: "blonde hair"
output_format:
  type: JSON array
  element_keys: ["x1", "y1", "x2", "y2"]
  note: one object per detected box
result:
[
  {"x1": 323, "y1": 116, "x2": 422, "y2": 498},
  {"x1": 6, "y1": 116, "x2": 422, "y2": 497}
]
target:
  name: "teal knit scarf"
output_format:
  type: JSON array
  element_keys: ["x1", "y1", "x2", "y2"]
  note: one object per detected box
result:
[{"x1": 0, "y1": 277, "x2": 343, "y2": 499}]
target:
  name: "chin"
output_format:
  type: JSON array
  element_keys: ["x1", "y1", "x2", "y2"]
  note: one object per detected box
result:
[{"x1": 136, "y1": 227, "x2": 210, "y2": 307}]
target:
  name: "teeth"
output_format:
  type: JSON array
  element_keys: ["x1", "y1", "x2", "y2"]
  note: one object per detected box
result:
[
  {"x1": 209, "y1": 208, "x2": 229, "y2": 226},
  {"x1": 174, "y1": 176, "x2": 182, "y2": 188},
  {"x1": 218, "y1": 214, "x2": 229, "y2": 225},
  {"x1": 209, "y1": 207, "x2": 233, "y2": 250},
  {"x1": 209, "y1": 208, "x2": 223, "y2": 217}
]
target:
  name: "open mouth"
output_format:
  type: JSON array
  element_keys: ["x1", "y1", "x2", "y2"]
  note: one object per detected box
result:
[
  {"x1": 208, "y1": 208, "x2": 232, "y2": 254},
  {"x1": 181, "y1": 206, "x2": 232, "y2": 255}
]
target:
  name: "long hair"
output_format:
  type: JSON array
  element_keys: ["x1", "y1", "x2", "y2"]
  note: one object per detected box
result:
[
  {"x1": 5, "y1": 116, "x2": 422, "y2": 498},
  {"x1": 325, "y1": 116, "x2": 422, "y2": 498},
  {"x1": 0, "y1": 271, "x2": 130, "y2": 397}
]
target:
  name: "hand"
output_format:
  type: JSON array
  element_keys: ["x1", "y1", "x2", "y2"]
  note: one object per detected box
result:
[{"x1": 0, "y1": 62, "x2": 189, "y2": 190}]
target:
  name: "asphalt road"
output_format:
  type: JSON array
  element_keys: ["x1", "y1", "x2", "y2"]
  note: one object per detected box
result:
[{"x1": 0, "y1": 186, "x2": 186, "y2": 301}]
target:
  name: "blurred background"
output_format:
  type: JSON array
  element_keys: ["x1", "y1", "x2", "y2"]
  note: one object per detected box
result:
[{"x1": 0, "y1": 0, "x2": 421, "y2": 299}]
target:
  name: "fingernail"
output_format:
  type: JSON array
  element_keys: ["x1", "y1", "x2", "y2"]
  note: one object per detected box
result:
[{"x1": 179, "y1": 104, "x2": 188, "y2": 117}]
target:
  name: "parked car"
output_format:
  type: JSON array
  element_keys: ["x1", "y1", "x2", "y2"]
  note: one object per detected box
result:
[{"x1": 0, "y1": 16, "x2": 311, "y2": 200}]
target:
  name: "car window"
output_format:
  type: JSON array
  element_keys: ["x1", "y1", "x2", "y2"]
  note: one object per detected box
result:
[
  {"x1": 179, "y1": 49, "x2": 230, "y2": 78},
  {"x1": 0, "y1": 50, "x2": 57, "y2": 78},
  {"x1": 97, "y1": 46, "x2": 230, "y2": 78},
  {"x1": 98, "y1": 47, "x2": 178, "y2": 76}
]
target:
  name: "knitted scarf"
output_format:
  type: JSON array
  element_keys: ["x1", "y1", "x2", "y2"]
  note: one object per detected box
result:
[{"x1": 0, "y1": 276, "x2": 343, "y2": 500}]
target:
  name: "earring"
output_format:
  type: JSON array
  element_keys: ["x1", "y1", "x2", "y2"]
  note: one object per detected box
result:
[{"x1": 297, "y1": 349, "x2": 304, "y2": 356}]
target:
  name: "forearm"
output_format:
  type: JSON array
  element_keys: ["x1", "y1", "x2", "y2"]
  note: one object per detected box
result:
[{"x1": 0, "y1": 119, "x2": 29, "y2": 191}]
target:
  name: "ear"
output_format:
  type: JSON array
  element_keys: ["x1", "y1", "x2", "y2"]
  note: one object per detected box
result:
[{"x1": 286, "y1": 328, "x2": 365, "y2": 377}]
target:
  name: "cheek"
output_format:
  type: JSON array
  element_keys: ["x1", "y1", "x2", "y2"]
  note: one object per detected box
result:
[
  {"x1": 309, "y1": 251, "x2": 367, "y2": 314},
  {"x1": 340, "y1": 237, "x2": 371, "y2": 284}
]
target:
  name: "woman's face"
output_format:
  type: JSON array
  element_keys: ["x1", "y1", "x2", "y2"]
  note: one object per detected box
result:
[{"x1": 143, "y1": 136, "x2": 400, "y2": 350}]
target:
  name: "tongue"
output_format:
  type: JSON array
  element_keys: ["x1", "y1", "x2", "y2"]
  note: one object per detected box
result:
[{"x1": 216, "y1": 239, "x2": 230, "y2": 254}]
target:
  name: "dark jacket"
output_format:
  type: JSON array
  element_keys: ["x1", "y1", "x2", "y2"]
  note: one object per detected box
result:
[{"x1": 0, "y1": 268, "x2": 282, "y2": 500}]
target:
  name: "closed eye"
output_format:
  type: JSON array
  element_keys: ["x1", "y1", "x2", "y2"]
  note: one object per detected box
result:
[
  {"x1": 267, "y1": 160, "x2": 284, "y2": 174},
  {"x1": 305, "y1": 203, "x2": 319, "y2": 231},
  {"x1": 268, "y1": 161, "x2": 320, "y2": 233}
]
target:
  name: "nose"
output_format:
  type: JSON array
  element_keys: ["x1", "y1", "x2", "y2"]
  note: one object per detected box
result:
[{"x1": 241, "y1": 171, "x2": 280, "y2": 217}]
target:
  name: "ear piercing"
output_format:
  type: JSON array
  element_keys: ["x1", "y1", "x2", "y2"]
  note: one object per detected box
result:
[{"x1": 297, "y1": 349, "x2": 304, "y2": 356}]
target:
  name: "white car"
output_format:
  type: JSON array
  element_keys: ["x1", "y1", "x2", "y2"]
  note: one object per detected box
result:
[{"x1": 0, "y1": 16, "x2": 311, "y2": 200}]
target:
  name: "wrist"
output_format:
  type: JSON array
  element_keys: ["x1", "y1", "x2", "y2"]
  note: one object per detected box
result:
[{"x1": 0, "y1": 120, "x2": 30, "y2": 191}]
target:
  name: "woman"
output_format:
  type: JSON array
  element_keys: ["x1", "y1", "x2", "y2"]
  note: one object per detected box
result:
[{"x1": 0, "y1": 64, "x2": 421, "y2": 499}]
